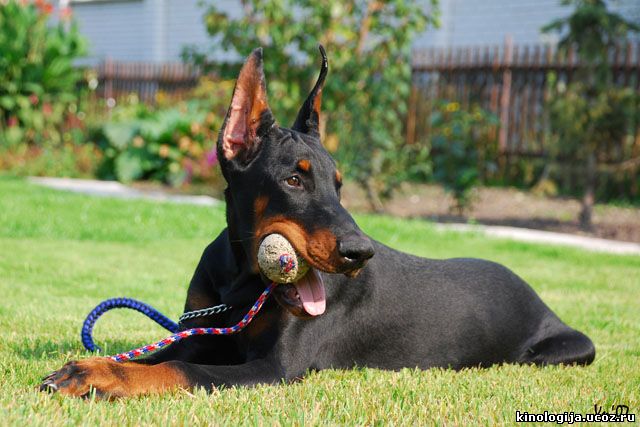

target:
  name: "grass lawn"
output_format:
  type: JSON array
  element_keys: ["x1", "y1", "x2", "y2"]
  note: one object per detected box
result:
[{"x1": 0, "y1": 176, "x2": 638, "y2": 425}]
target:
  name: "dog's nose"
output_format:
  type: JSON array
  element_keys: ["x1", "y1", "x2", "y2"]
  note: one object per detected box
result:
[{"x1": 338, "y1": 236, "x2": 375, "y2": 265}]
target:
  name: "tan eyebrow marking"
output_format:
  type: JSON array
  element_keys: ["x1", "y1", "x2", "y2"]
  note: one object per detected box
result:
[
  {"x1": 297, "y1": 159, "x2": 311, "y2": 172},
  {"x1": 335, "y1": 170, "x2": 342, "y2": 184}
]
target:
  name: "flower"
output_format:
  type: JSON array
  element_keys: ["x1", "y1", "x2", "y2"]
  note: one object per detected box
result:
[
  {"x1": 445, "y1": 102, "x2": 459, "y2": 113},
  {"x1": 132, "y1": 136, "x2": 144, "y2": 147},
  {"x1": 159, "y1": 144, "x2": 170, "y2": 158},
  {"x1": 59, "y1": 6, "x2": 73, "y2": 21},
  {"x1": 190, "y1": 122, "x2": 202, "y2": 135},
  {"x1": 205, "y1": 148, "x2": 218, "y2": 167},
  {"x1": 179, "y1": 136, "x2": 192, "y2": 151},
  {"x1": 29, "y1": 94, "x2": 39, "y2": 106},
  {"x1": 35, "y1": 0, "x2": 53, "y2": 15}
]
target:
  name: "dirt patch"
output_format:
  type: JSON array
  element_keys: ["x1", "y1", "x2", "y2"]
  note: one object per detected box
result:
[{"x1": 341, "y1": 182, "x2": 640, "y2": 244}]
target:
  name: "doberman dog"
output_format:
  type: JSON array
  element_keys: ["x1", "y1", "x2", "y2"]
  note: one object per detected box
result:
[{"x1": 40, "y1": 46, "x2": 595, "y2": 398}]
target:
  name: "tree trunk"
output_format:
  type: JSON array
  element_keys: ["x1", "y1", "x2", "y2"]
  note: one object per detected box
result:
[
  {"x1": 579, "y1": 152, "x2": 596, "y2": 231},
  {"x1": 364, "y1": 178, "x2": 385, "y2": 213}
]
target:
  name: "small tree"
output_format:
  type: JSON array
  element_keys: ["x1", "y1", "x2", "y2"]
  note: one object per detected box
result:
[
  {"x1": 542, "y1": 0, "x2": 639, "y2": 230},
  {"x1": 187, "y1": 0, "x2": 438, "y2": 211},
  {"x1": 430, "y1": 101, "x2": 498, "y2": 214}
]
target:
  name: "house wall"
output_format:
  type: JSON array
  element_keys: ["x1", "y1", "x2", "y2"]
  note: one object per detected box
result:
[
  {"x1": 417, "y1": 0, "x2": 640, "y2": 48},
  {"x1": 66, "y1": 0, "x2": 640, "y2": 64},
  {"x1": 68, "y1": 0, "x2": 241, "y2": 64},
  {"x1": 71, "y1": 0, "x2": 152, "y2": 63}
]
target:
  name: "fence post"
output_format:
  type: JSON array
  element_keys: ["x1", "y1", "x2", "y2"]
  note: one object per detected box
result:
[
  {"x1": 499, "y1": 35, "x2": 513, "y2": 160},
  {"x1": 104, "y1": 57, "x2": 114, "y2": 101},
  {"x1": 406, "y1": 74, "x2": 418, "y2": 145}
]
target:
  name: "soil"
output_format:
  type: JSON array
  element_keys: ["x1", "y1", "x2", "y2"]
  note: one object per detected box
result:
[
  {"x1": 131, "y1": 180, "x2": 640, "y2": 244},
  {"x1": 340, "y1": 182, "x2": 640, "y2": 244}
]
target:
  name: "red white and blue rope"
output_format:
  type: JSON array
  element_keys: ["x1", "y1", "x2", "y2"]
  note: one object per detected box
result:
[
  {"x1": 80, "y1": 252, "x2": 297, "y2": 363},
  {"x1": 109, "y1": 282, "x2": 277, "y2": 362}
]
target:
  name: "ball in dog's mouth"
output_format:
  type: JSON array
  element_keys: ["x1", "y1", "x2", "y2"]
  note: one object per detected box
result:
[{"x1": 258, "y1": 234, "x2": 326, "y2": 316}]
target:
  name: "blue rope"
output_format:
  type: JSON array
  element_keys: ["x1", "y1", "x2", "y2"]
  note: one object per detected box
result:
[{"x1": 81, "y1": 298, "x2": 179, "y2": 352}]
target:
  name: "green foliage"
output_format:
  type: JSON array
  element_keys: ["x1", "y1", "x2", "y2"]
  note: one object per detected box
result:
[
  {"x1": 92, "y1": 79, "x2": 233, "y2": 187},
  {"x1": 542, "y1": 0, "x2": 640, "y2": 228},
  {"x1": 0, "y1": 0, "x2": 87, "y2": 146},
  {"x1": 542, "y1": 0, "x2": 640, "y2": 79},
  {"x1": 546, "y1": 76, "x2": 639, "y2": 164},
  {"x1": 187, "y1": 0, "x2": 438, "y2": 208},
  {"x1": 430, "y1": 101, "x2": 498, "y2": 213},
  {"x1": 0, "y1": 141, "x2": 101, "y2": 178}
]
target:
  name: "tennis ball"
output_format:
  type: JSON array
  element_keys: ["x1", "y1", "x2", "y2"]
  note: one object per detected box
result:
[{"x1": 258, "y1": 234, "x2": 309, "y2": 283}]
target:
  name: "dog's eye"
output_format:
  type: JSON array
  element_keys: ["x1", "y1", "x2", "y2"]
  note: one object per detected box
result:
[{"x1": 285, "y1": 175, "x2": 302, "y2": 188}]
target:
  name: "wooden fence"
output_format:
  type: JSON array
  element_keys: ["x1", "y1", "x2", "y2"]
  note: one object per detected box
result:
[
  {"x1": 89, "y1": 45, "x2": 640, "y2": 174},
  {"x1": 407, "y1": 38, "x2": 640, "y2": 163},
  {"x1": 93, "y1": 60, "x2": 203, "y2": 103}
]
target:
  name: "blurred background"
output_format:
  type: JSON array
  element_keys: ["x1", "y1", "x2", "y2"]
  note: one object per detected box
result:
[{"x1": 1, "y1": 0, "x2": 639, "y2": 242}]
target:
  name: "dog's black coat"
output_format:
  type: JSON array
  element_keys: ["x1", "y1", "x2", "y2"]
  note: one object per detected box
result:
[
  {"x1": 40, "y1": 47, "x2": 594, "y2": 396},
  {"x1": 139, "y1": 48, "x2": 595, "y2": 389}
]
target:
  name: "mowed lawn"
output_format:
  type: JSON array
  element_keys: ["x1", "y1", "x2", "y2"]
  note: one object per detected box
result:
[{"x1": 0, "y1": 176, "x2": 638, "y2": 425}]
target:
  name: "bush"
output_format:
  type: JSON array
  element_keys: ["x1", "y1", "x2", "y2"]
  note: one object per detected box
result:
[
  {"x1": 92, "y1": 79, "x2": 233, "y2": 188},
  {"x1": 0, "y1": 0, "x2": 87, "y2": 146},
  {"x1": 430, "y1": 101, "x2": 498, "y2": 213},
  {"x1": 0, "y1": 142, "x2": 101, "y2": 178}
]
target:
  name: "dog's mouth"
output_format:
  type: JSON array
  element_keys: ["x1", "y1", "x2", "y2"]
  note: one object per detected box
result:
[{"x1": 273, "y1": 268, "x2": 326, "y2": 317}]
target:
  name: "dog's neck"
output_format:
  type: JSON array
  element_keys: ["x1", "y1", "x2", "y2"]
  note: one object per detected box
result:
[{"x1": 224, "y1": 187, "x2": 250, "y2": 272}]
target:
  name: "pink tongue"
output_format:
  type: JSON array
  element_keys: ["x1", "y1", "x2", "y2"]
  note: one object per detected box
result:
[{"x1": 293, "y1": 268, "x2": 326, "y2": 316}]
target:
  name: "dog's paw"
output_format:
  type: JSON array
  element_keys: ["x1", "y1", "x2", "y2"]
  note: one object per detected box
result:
[{"x1": 39, "y1": 358, "x2": 125, "y2": 399}]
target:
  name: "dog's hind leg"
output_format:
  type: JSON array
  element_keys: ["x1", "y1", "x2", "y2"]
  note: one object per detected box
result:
[{"x1": 518, "y1": 327, "x2": 595, "y2": 366}]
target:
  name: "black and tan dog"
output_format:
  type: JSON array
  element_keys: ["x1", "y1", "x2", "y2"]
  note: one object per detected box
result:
[{"x1": 40, "y1": 47, "x2": 595, "y2": 398}]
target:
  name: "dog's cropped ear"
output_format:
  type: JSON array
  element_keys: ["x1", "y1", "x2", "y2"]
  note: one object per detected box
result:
[
  {"x1": 292, "y1": 45, "x2": 328, "y2": 137},
  {"x1": 219, "y1": 48, "x2": 275, "y2": 163}
]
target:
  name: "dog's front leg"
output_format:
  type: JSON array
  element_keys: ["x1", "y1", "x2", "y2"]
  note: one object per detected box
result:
[{"x1": 39, "y1": 358, "x2": 283, "y2": 399}]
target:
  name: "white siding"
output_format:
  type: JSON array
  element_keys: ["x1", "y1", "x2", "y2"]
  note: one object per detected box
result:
[
  {"x1": 72, "y1": 0, "x2": 152, "y2": 63},
  {"x1": 63, "y1": 0, "x2": 640, "y2": 64},
  {"x1": 416, "y1": 0, "x2": 640, "y2": 47},
  {"x1": 165, "y1": 0, "x2": 210, "y2": 61},
  {"x1": 67, "y1": 0, "x2": 241, "y2": 64}
]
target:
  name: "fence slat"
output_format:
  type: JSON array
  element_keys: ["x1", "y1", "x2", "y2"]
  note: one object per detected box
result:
[{"x1": 410, "y1": 41, "x2": 640, "y2": 162}]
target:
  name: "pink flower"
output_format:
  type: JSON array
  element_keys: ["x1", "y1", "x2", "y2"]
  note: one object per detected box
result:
[
  {"x1": 183, "y1": 158, "x2": 194, "y2": 184},
  {"x1": 205, "y1": 148, "x2": 218, "y2": 167},
  {"x1": 35, "y1": 0, "x2": 54, "y2": 15},
  {"x1": 7, "y1": 116, "x2": 18, "y2": 127},
  {"x1": 59, "y1": 6, "x2": 73, "y2": 21},
  {"x1": 29, "y1": 94, "x2": 39, "y2": 105}
]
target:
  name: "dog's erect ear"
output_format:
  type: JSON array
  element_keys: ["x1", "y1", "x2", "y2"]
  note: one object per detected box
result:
[
  {"x1": 220, "y1": 48, "x2": 275, "y2": 162},
  {"x1": 292, "y1": 45, "x2": 328, "y2": 137}
]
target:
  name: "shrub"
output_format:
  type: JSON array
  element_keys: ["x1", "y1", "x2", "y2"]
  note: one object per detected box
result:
[
  {"x1": 430, "y1": 101, "x2": 498, "y2": 214},
  {"x1": 0, "y1": 142, "x2": 101, "y2": 178},
  {"x1": 0, "y1": 0, "x2": 87, "y2": 146},
  {"x1": 92, "y1": 79, "x2": 233, "y2": 188}
]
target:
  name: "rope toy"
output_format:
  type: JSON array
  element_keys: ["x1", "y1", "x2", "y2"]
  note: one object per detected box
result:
[
  {"x1": 80, "y1": 234, "x2": 300, "y2": 362},
  {"x1": 108, "y1": 283, "x2": 276, "y2": 362}
]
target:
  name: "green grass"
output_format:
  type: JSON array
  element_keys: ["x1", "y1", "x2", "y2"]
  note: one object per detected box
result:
[{"x1": 0, "y1": 176, "x2": 638, "y2": 425}]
